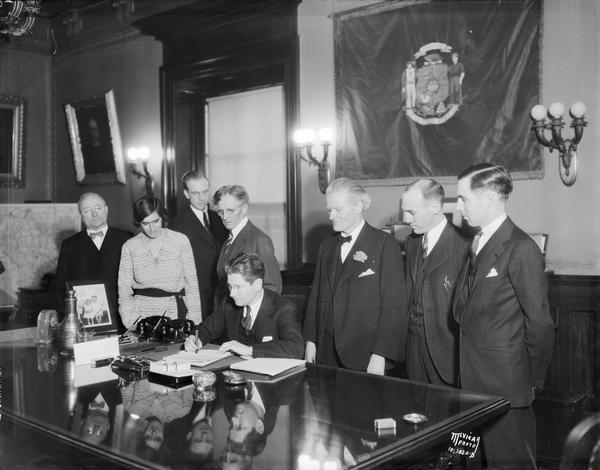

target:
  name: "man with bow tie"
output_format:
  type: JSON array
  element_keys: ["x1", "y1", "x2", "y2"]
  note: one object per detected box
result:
[
  {"x1": 303, "y1": 178, "x2": 408, "y2": 375},
  {"x1": 454, "y1": 164, "x2": 554, "y2": 469},
  {"x1": 402, "y1": 179, "x2": 470, "y2": 386},
  {"x1": 171, "y1": 170, "x2": 228, "y2": 319},
  {"x1": 185, "y1": 252, "x2": 303, "y2": 358},
  {"x1": 56, "y1": 192, "x2": 132, "y2": 328}
]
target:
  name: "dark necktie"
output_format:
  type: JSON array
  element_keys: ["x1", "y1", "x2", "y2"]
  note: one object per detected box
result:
[
  {"x1": 468, "y1": 231, "x2": 483, "y2": 291},
  {"x1": 89, "y1": 231, "x2": 104, "y2": 239},
  {"x1": 223, "y1": 231, "x2": 233, "y2": 252},
  {"x1": 421, "y1": 233, "x2": 428, "y2": 260},
  {"x1": 338, "y1": 234, "x2": 352, "y2": 245},
  {"x1": 470, "y1": 231, "x2": 483, "y2": 259},
  {"x1": 241, "y1": 306, "x2": 252, "y2": 332},
  {"x1": 203, "y1": 211, "x2": 210, "y2": 229}
]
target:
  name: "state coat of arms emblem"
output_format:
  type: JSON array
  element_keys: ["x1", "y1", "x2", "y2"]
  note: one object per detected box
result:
[{"x1": 401, "y1": 42, "x2": 465, "y2": 125}]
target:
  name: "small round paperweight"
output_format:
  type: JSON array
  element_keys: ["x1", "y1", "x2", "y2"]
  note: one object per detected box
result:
[
  {"x1": 193, "y1": 387, "x2": 217, "y2": 402},
  {"x1": 192, "y1": 371, "x2": 217, "y2": 388},
  {"x1": 403, "y1": 413, "x2": 427, "y2": 425},
  {"x1": 223, "y1": 370, "x2": 247, "y2": 386}
]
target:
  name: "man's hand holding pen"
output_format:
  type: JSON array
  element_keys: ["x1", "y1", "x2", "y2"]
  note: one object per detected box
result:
[{"x1": 184, "y1": 329, "x2": 202, "y2": 353}]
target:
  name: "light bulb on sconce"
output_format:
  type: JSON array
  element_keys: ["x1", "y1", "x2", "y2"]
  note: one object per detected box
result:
[
  {"x1": 294, "y1": 127, "x2": 333, "y2": 193},
  {"x1": 530, "y1": 101, "x2": 587, "y2": 186},
  {"x1": 127, "y1": 146, "x2": 155, "y2": 196}
]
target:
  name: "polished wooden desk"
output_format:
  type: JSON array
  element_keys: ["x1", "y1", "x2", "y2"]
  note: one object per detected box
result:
[{"x1": 0, "y1": 341, "x2": 509, "y2": 469}]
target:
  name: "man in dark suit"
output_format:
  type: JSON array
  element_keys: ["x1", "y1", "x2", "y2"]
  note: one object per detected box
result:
[
  {"x1": 171, "y1": 170, "x2": 228, "y2": 318},
  {"x1": 56, "y1": 192, "x2": 132, "y2": 328},
  {"x1": 219, "y1": 373, "x2": 302, "y2": 467},
  {"x1": 303, "y1": 178, "x2": 408, "y2": 375},
  {"x1": 214, "y1": 185, "x2": 282, "y2": 306},
  {"x1": 454, "y1": 163, "x2": 554, "y2": 469},
  {"x1": 402, "y1": 179, "x2": 470, "y2": 386},
  {"x1": 185, "y1": 253, "x2": 303, "y2": 359}
]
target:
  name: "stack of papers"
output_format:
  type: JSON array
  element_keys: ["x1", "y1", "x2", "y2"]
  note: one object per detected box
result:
[{"x1": 230, "y1": 358, "x2": 306, "y2": 376}]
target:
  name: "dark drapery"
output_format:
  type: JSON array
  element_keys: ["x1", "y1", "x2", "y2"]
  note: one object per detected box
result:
[{"x1": 334, "y1": 0, "x2": 542, "y2": 184}]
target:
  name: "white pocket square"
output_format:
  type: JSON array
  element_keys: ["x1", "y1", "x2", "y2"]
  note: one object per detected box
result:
[
  {"x1": 358, "y1": 268, "x2": 375, "y2": 278},
  {"x1": 485, "y1": 268, "x2": 498, "y2": 278},
  {"x1": 262, "y1": 336, "x2": 273, "y2": 343}
]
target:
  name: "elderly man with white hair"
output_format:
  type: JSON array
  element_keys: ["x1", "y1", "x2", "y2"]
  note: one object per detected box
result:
[{"x1": 303, "y1": 178, "x2": 408, "y2": 375}]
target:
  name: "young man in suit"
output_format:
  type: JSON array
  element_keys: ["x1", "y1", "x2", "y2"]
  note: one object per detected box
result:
[
  {"x1": 171, "y1": 171, "x2": 228, "y2": 319},
  {"x1": 185, "y1": 253, "x2": 303, "y2": 359},
  {"x1": 55, "y1": 192, "x2": 132, "y2": 328},
  {"x1": 303, "y1": 178, "x2": 408, "y2": 375},
  {"x1": 214, "y1": 185, "x2": 282, "y2": 306},
  {"x1": 454, "y1": 163, "x2": 554, "y2": 469},
  {"x1": 402, "y1": 179, "x2": 470, "y2": 386}
]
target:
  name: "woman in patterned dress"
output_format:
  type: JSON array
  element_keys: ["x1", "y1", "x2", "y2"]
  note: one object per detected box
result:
[{"x1": 118, "y1": 196, "x2": 201, "y2": 331}]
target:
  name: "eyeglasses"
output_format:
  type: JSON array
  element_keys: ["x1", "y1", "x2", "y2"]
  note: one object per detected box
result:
[
  {"x1": 217, "y1": 208, "x2": 239, "y2": 217},
  {"x1": 81, "y1": 205, "x2": 105, "y2": 215},
  {"x1": 140, "y1": 217, "x2": 162, "y2": 228}
]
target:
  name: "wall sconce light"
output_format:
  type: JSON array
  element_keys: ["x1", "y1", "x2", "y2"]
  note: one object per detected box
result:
[
  {"x1": 294, "y1": 127, "x2": 333, "y2": 193},
  {"x1": 530, "y1": 101, "x2": 587, "y2": 186},
  {"x1": 127, "y1": 146, "x2": 155, "y2": 196}
]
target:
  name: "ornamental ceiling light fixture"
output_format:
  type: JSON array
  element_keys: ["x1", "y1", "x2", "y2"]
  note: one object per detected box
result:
[
  {"x1": 530, "y1": 101, "x2": 587, "y2": 187},
  {"x1": 294, "y1": 127, "x2": 333, "y2": 193},
  {"x1": 0, "y1": 0, "x2": 41, "y2": 38}
]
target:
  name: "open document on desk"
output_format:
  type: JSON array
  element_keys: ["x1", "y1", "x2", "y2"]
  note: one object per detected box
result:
[
  {"x1": 161, "y1": 349, "x2": 236, "y2": 369},
  {"x1": 230, "y1": 358, "x2": 306, "y2": 378}
]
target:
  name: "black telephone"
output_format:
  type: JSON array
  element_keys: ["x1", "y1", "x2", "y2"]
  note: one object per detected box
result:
[{"x1": 135, "y1": 316, "x2": 195, "y2": 341}]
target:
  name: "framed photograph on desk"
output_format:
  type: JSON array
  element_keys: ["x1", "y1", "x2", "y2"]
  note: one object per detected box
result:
[{"x1": 67, "y1": 280, "x2": 118, "y2": 334}]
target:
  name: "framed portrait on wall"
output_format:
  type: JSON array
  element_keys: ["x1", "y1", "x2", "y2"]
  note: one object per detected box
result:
[
  {"x1": 67, "y1": 280, "x2": 118, "y2": 334},
  {"x1": 0, "y1": 94, "x2": 26, "y2": 188},
  {"x1": 65, "y1": 90, "x2": 126, "y2": 186}
]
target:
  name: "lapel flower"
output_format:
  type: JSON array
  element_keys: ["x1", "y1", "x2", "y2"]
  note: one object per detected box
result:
[{"x1": 353, "y1": 251, "x2": 368, "y2": 263}]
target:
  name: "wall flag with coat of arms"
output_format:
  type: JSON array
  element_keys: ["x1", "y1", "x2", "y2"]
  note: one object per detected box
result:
[{"x1": 334, "y1": 0, "x2": 542, "y2": 184}]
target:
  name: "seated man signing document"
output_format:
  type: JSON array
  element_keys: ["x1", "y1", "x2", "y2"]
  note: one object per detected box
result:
[{"x1": 185, "y1": 253, "x2": 304, "y2": 359}]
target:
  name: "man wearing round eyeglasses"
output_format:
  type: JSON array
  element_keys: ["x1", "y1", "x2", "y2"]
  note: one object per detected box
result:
[
  {"x1": 56, "y1": 192, "x2": 133, "y2": 329},
  {"x1": 171, "y1": 171, "x2": 228, "y2": 319},
  {"x1": 213, "y1": 185, "x2": 282, "y2": 307}
]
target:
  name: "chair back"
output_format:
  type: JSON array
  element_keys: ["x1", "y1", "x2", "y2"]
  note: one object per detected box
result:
[{"x1": 560, "y1": 413, "x2": 600, "y2": 470}]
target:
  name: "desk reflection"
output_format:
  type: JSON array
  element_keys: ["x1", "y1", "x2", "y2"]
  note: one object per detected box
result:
[{"x1": 1, "y1": 345, "x2": 508, "y2": 469}]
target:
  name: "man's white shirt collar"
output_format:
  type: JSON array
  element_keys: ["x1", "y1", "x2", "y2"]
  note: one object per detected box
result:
[
  {"x1": 249, "y1": 382, "x2": 265, "y2": 415},
  {"x1": 230, "y1": 216, "x2": 249, "y2": 241},
  {"x1": 340, "y1": 219, "x2": 365, "y2": 262},
  {"x1": 86, "y1": 225, "x2": 107, "y2": 236},
  {"x1": 245, "y1": 288, "x2": 264, "y2": 330},
  {"x1": 190, "y1": 205, "x2": 209, "y2": 226},
  {"x1": 424, "y1": 217, "x2": 447, "y2": 256},
  {"x1": 476, "y1": 213, "x2": 507, "y2": 254},
  {"x1": 87, "y1": 225, "x2": 107, "y2": 250}
]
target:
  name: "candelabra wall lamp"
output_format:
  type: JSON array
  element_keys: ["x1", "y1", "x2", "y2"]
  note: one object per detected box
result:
[
  {"x1": 294, "y1": 127, "x2": 334, "y2": 193},
  {"x1": 127, "y1": 147, "x2": 155, "y2": 196},
  {"x1": 530, "y1": 101, "x2": 587, "y2": 187}
]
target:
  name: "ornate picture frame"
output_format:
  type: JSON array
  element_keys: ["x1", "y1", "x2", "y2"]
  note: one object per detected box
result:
[
  {"x1": 68, "y1": 280, "x2": 119, "y2": 334},
  {"x1": 0, "y1": 94, "x2": 26, "y2": 188},
  {"x1": 65, "y1": 90, "x2": 126, "y2": 186}
]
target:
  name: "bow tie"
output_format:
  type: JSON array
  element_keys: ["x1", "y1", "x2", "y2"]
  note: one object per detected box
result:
[
  {"x1": 338, "y1": 234, "x2": 352, "y2": 244},
  {"x1": 89, "y1": 231, "x2": 104, "y2": 239}
]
